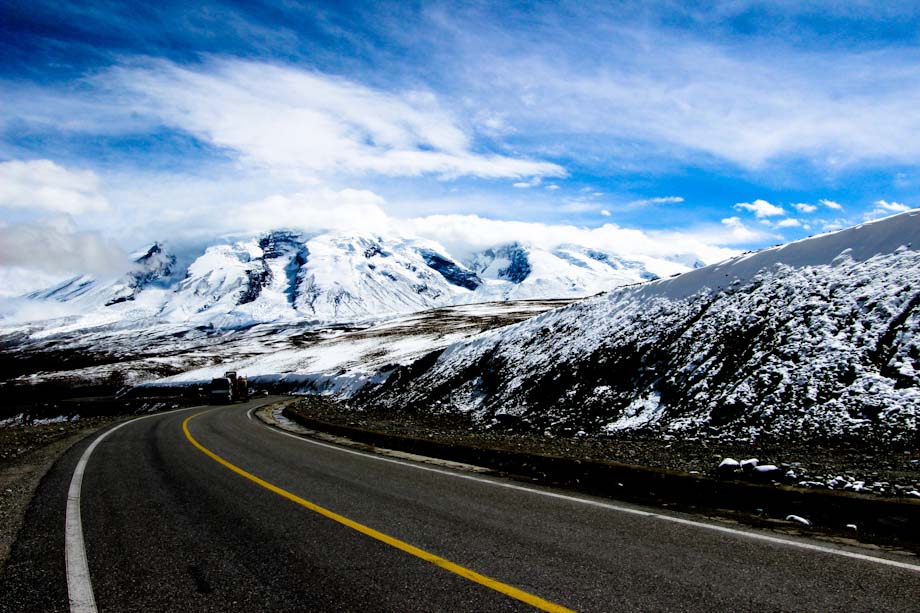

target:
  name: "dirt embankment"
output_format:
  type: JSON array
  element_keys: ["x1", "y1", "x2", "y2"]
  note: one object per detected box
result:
[{"x1": 287, "y1": 396, "x2": 920, "y2": 498}]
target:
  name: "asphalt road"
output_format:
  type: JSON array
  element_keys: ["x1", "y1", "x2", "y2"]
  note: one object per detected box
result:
[{"x1": 2, "y1": 396, "x2": 919, "y2": 612}]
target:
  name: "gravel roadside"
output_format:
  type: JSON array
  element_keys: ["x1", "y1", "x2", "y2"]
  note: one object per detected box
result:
[
  {"x1": 0, "y1": 418, "x2": 124, "y2": 574},
  {"x1": 288, "y1": 396, "x2": 920, "y2": 498}
]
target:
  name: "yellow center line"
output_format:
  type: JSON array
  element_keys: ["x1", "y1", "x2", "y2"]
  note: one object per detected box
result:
[{"x1": 182, "y1": 411, "x2": 575, "y2": 613}]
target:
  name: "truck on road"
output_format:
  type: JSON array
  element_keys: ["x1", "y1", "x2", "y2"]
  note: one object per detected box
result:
[
  {"x1": 209, "y1": 377, "x2": 234, "y2": 404},
  {"x1": 209, "y1": 371, "x2": 249, "y2": 404}
]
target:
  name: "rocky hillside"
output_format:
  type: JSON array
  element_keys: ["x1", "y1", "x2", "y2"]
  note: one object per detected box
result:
[{"x1": 363, "y1": 210, "x2": 920, "y2": 445}]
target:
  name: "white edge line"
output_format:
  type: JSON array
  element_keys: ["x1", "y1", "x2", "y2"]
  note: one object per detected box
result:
[
  {"x1": 255, "y1": 415, "x2": 920, "y2": 574},
  {"x1": 65, "y1": 407, "x2": 199, "y2": 613}
]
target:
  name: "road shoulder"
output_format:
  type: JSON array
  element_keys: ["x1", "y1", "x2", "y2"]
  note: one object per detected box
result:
[{"x1": 0, "y1": 425, "x2": 114, "y2": 575}]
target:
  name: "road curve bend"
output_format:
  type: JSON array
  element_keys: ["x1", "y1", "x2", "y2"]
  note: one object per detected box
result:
[{"x1": 2, "y1": 398, "x2": 919, "y2": 612}]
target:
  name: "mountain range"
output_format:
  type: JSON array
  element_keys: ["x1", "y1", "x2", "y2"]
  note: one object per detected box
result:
[
  {"x1": 19, "y1": 231, "x2": 673, "y2": 331},
  {"x1": 5, "y1": 211, "x2": 918, "y2": 447}
]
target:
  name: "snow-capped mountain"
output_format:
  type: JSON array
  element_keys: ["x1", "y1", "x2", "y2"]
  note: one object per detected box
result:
[
  {"x1": 363, "y1": 209, "x2": 920, "y2": 443},
  {"x1": 9, "y1": 230, "x2": 674, "y2": 331}
]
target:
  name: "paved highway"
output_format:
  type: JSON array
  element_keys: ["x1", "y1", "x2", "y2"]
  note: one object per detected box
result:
[{"x1": 2, "y1": 397, "x2": 919, "y2": 611}]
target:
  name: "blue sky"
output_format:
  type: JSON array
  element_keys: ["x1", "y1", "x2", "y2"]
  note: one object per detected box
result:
[{"x1": 1, "y1": 1, "x2": 919, "y2": 285}]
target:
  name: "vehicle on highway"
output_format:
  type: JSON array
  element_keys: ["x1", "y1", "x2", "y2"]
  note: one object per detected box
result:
[
  {"x1": 225, "y1": 370, "x2": 249, "y2": 401},
  {"x1": 209, "y1": 377, "x2": 234, "y2": 404}
]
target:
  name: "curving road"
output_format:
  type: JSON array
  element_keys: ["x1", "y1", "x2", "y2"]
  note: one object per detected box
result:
[{"x1": 2, "y1": 397, "x2": 919, "y2": 612}]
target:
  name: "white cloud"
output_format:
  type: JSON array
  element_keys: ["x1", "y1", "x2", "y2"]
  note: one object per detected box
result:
[
  {"x1": 408, "y1": 213, "x2": 755, "y2": 268},
  {"x1": 559, "y1": 201, "x2": 600, "y2": 213},
  {"x1": 628, "y1": 196, "x2": 685, "y2": 207},
  {"x1": 864, "y1": 199, "x2": 912, "y2": 221},
  {"x1": 232, "y1": 188, "x2": 395, "y2": 235},
  {"x1": 873, "y1": 199, "x2": 910, "y2": 213},
  {"x1": 155, "y1": 186, "x2": 756, "y2": 269},
  {"x1": 546, "y1": 184, "x2": 560, "y2": 190},
  {"x1": 776, "y1": 218, "x2": 801, "y2": 228},
  {"x1": 0, "y1": 218, "x2": 129, "y2": 276},
  {"x1": 793, "y1": 202, "x2": 817, "y2": 213},
  {"x1": 513, "y1": 177, "x2": 543, "y2": 188},
  {"x1": 462, "y1": 28, "x2": 920, "y2": 169},
  {"x1": 720, "y1": 216, "x2": 772, "y2": 243},
  {"x1": 0, "y1": 160, "x2": 109, "y2": 214},
  {"x1": 819, "y1": 199, "x2": 843, "y2": 210},
  {"x1": 101, "y1": 59, "x2": 564, "y2": 182},
  {"x1": 734, "y1": 199, "x2": 786, "y2": 218}
]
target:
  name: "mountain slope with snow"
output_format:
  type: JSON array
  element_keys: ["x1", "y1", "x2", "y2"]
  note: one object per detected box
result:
[
  {"x1": 363, "y1": 210, "x2": 920, "y2": 444},
  {"x1": 6, "y1": 230, "x2": 676, "y2": 333}
]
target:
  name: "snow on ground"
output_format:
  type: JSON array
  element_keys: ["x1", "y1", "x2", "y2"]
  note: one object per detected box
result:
[
  {"x1": 364, "y1": 209, "x2": 920, "y2": 442},
  {"x1": 1, "y1": 296, "x2": 576, "y2": 399},
  {"x1": 158, "y1": 300, "x2": 573, "y2": 394}
]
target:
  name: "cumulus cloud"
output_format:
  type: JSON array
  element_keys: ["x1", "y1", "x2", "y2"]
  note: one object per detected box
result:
[
  {"x1": 734, "y1": 199, "x2": 786, "y2": 218},
  {"x1": 873, "y1": 199, "x2": 910, "y2": 213},
  {"x1": 864, "y1": 199, "x2": 912, "y2": 221},
  {"x1": 819, "y1": 198, "x2": 843, "y2": 210},
  {"x1": 793, "y1": 202, "x2": 817, "y2": 213},
  {"x1": 776, "y1": 218, "x2": 801, "y2": 228},
  {"x1": 0, "y1": 218, "x2": 129, "y2": 276},
  {"x1": 231, "y1": 188, "x2": 395, "y2": 235},
  {"x1": 720, "y1": 216, "x2": 772, "y2": 243},
  {"x1": 100, "y1": 59, "x2": 564, "y2": 182},
  {"x1": 0, "y1": 160, "x2": 109, "y2": 214}
]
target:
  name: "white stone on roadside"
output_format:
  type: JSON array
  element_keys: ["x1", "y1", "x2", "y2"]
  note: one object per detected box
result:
[
  {"x1": 740, "y1": 458, "x2": 759, "y2": 471},
  {"x1": 786, "y1": 515, "x2": 811, "y2": 526},
  {"x1": 846, "y1": 524, "x2": 858, "y2": 531},
  {"x1": 718, "y1": 458, "x2": 740, "y2": 471},
  {"x1": 907, "y1": 490, "x2": 920, "y2": 498},
  {"x1": 754, "y1": 464, "x2": 780, "y2": 474}
]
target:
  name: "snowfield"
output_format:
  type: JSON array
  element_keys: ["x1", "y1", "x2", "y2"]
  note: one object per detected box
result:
[
  {"x1": 0, "y1": 296, "x2": 575, "y2": 399},
  {"x1": 364, "y1": 210, "x2": 920, "y2": 444}
]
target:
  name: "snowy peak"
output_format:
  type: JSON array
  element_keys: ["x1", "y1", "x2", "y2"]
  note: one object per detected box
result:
[
  {"x1": 27, "y1": 242, "x2": 178, "y2": 307},
  {"x1": 10, "y1": 229, "x2": 686, "y2": 329},
  {"x1": 416, "y1": 248, "x2": 481, "y2": 291},
  {"x1": 106, "y1": 243, "x2": 177, "y2": 306},
  {"x1": 648, "y1": 208, "x2": 920, "y2": 300},
  {"x1": 553, "y1": 244, "x2": 659, "y2": 279},
  {"x1": 290, "y1": 234, "x2": 460, "y2": 319},
  {"x1": 472, "y1": 243, "x2": 532, "y2": 283}
]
